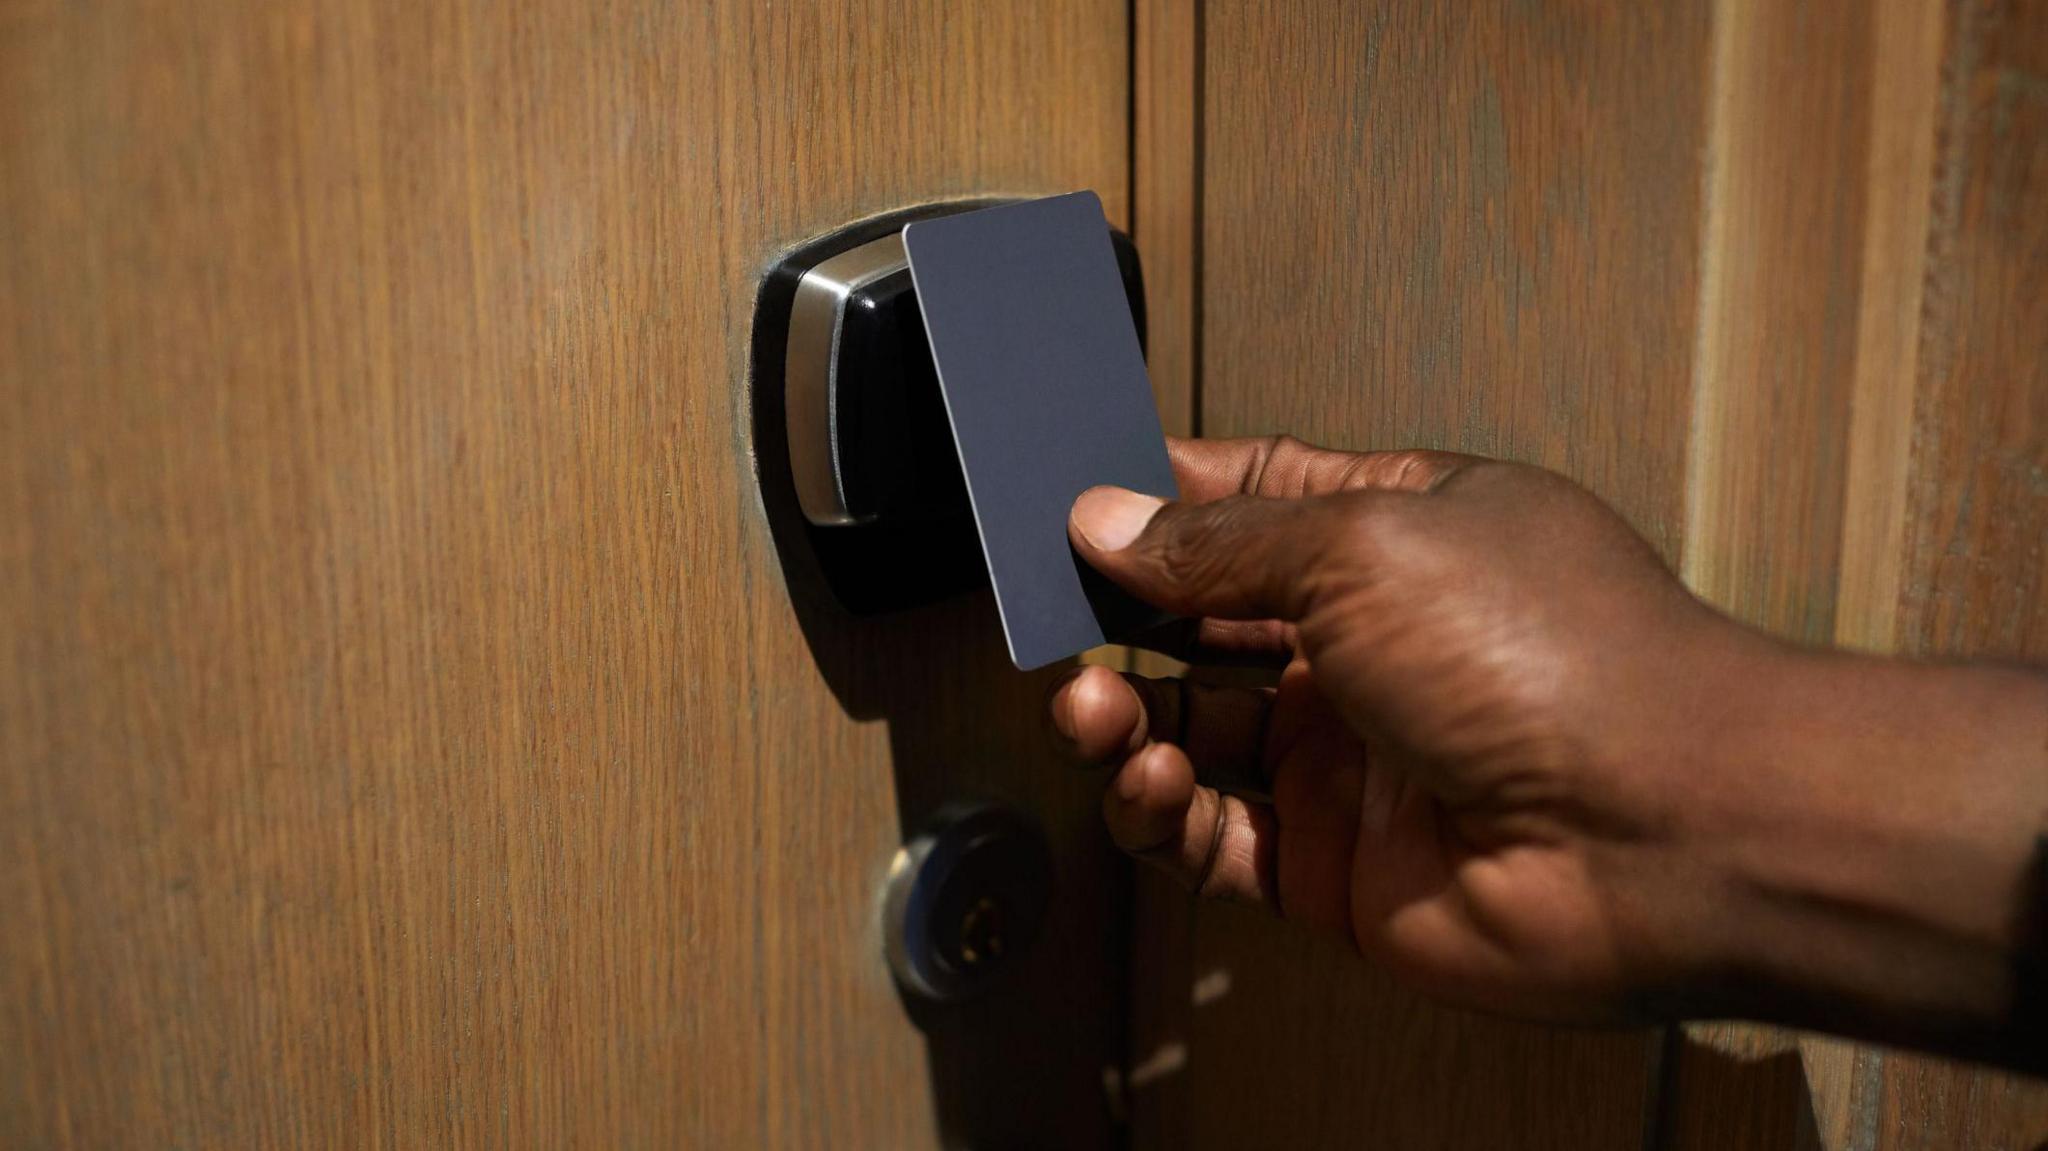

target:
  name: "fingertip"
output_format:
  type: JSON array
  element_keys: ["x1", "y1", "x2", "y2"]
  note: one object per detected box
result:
[
  {"x1": 1042, "y1": 666, "x2": 1085, "y2": 756},
  {"x1": 1053, "y1": 665, "x2": 1144, "y2": 763},
  {"x1": 1103, "y1": 742, "x2": 1197, "y2": 852}
]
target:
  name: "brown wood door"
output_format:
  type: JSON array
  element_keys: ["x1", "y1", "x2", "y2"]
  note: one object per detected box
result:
[
  {"x1": 9, "y1": 2, "x2": 2048, "y2": 1148},
  {"x1": 1123, "y1": 0, "x2": 2048, "y2": 1148},
  {"x1": 1, "y1": 3, "x2": 1131, "y2": 1146}
]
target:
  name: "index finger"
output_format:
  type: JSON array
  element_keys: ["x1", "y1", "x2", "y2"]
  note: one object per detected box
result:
[{"x1": 1168, "y1": 435, "x2": 1475, "y2": 503}]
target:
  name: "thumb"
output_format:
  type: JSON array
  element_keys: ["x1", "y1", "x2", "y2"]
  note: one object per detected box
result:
[{"x1": 1069, "y1": 486, "x2": 1378, "y2": 622}]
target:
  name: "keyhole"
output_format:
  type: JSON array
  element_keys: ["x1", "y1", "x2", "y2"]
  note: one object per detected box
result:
[{"x1": 956, "y1": 896, "x2": 1006, "y2": 967}]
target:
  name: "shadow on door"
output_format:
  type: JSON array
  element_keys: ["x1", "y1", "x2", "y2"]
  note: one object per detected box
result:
[{"x1": 748, "y1": 311, "x2": 1131, "y2": 1148}]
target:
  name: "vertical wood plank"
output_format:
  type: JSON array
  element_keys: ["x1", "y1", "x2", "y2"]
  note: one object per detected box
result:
[
  {"x1": 1123, "y1": 0, "x2": 1203, "y2": 1143},
  {"x1": 1835, "y1": 0, "x2": 1951, "y2": 656},
  {"x1": 1681, "y1": 0, "x2": 1874, "y2": 644},
  {"x1": 1896, "y1": 0, "x2": 2048, "y2": 663},
  {"x1": 1664, "y1": 0, "x2": 1883, "y2": 1144},
  {"x1": 1152, "y1": 3, "x2": 1714, "y2": 1146},
  {"x1": 1133, "y1": 0, "x2": 1201, "y2": 439},
  {"x1": 0, "y1": 2, "x2": 1130, "y2": 1146},
  {"x1": 1200, "y1": 1, "x2": 1708, "y2": 554},
  {"x1": 1871, "y1": 0, "x2": 2048, "y2": 1141}
]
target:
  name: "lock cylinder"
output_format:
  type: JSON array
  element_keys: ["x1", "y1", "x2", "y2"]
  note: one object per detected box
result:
[{"x1": 881, "y1": 801, "x2": 1054, "y2": 1004}]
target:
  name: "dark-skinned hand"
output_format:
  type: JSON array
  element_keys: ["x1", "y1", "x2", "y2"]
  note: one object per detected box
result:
[{"x1": 1050, "y1": 435, "x2": 2048, "y2": 1060}]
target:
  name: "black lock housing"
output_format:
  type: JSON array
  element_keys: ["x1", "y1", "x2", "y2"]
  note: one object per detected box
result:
[{"x1": 750, "y1": 201, "x2": 1147, "y2": 615}]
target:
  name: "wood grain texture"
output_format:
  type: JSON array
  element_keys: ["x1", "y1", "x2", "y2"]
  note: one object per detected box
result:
[
  {"x1": 0, "y1": 2, "x2": 1129, "y2": 1146},
  {"x1": 1147, "y1": 2, "x2": 1713, "y2": 1146},
  {"x1": 1133, "y1": 0, "x2": 1200, "y2": 440},
  {"x1": 1654, "y1": 1028, "x2": 1863, "y2": 1151},
  {"x1": 1663, "y1": 0, "x2": 1882, "y2": 1144},
  {"x1": 1897, "y1": 0, "x2": 2048, "y2": 663},
  {"x1": 1871, "y1": 0, "x2": 2048, "y2": 1143},
  {"x1": 1681, "y1": 0, "x2": 1873, "y2": 644},
  {"x1": 1836, "y1": 0, "x2": 1951, "y2": 656},
  {"x1": 1198, "y1": 1, "x2": 1710, "y2": 557},
  {"x1": 1121, "y1": 0, "x2": 1202, "y2": 1142}
]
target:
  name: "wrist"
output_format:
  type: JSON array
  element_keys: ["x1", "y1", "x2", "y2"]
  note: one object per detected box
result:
[{"x1": 1668, "y1": 639, "x2": 2048, "y2": 1053}]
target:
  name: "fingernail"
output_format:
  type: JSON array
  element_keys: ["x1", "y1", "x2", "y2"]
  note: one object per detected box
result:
[{"x1": 1072, "y1": 487, "x2": 1164, "y2": 551}]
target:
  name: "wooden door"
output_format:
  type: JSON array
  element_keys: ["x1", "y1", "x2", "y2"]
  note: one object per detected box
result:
[
  {"x1": 9, "y1": 2, "x2": 2046, "y2": 1148},
  {"x1": 1124, "y1": 0, "x2": 2048, "y2": 1148},
  {"x1": 1, "y1": 3, "x2": 1131, "y2": 1146}
]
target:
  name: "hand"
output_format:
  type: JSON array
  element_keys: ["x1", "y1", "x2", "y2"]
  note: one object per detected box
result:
[{"x1": 1050, "y1": 436, "x2": 2048, "y2": 1049}]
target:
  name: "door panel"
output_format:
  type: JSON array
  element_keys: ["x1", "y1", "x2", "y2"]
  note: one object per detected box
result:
[
  {"x1": 1124, "y1": 1, "x2": 2048, "y2": 1148},
  {"x1": 1843, "y1": 0, "x2": 2048, "y2": 1144},
  {"x1": 1897, "y1": 0, "x2": 2048, "y2": 664},
  {"x1": 0, "y1": 2, "x2": 1128, "y2": 1146},
  {"x1": 1126, "y1": 2, "x2": 1711, "y2": 1146}
]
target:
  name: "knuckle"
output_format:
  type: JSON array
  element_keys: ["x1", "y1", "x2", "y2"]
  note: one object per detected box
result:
[
  {"x1": 1153, "y1": 499, "x2": 1256, "y2": 588},
  {"x1": 1245, "y1": 432, "x2": 1310, "y2": 495},
  {"x1": 1246, "y1": 433, "x2": 1309, "y2": 495},
  {"x1": 1262, "y1": 433, "x2": 1311, "y2": 465},
  {"x1": 1304, "y1": 494, "x2": 1442, "y2": 608},
  {"x1": 1381, "y1": 449, "x2": 1453, "y2": 490},
  {"x1": 1345, "y1": 447, "x2": 1471, "y2": 493},
  {"x1": 1328, "y1": 491, "x2": 1404, "y2": 562}
]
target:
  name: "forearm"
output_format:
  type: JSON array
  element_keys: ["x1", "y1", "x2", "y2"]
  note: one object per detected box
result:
[{"x1": 1682, "y1": 645, "x2": 2048, "y2": 1068}]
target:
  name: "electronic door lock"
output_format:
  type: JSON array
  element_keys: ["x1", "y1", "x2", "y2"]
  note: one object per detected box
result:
[{"x1": 751, "y1": 201, "x2": 1147, "y2": 615}]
